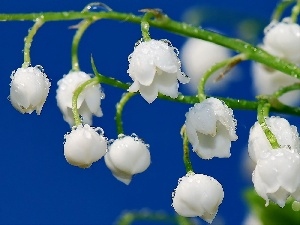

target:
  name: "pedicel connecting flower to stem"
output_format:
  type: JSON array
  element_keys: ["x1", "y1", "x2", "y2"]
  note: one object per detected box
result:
[
  {"x1": 127, "y1": 39, "x2": 190, "y2": 103},
  {"x1": 248, "y1": 116, "x2": 300, "y2": 163},
  {"x1": 56, "y1": 71, "x2": 104, "y2": 126},
  {"x1": 64, "y1": 124, "x2": 107, "y2": 168},
  {"x1": 104, "y1": 135, "x2": 151, "y2": 185},
  {"x1": 172, "y1": 173, "x2": 224, "y2": 224},
  {"x1": 9, "y1": 66, "x2": 51, "y2": 115},
  {"x1": 185, "y1": 97, "x2": 238, "y2": 159}
]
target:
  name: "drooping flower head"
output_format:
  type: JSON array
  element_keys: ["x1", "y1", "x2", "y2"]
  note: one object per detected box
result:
[
  {"x1": 248, "y1": 116, "x2": 300, "y2": 163},
  {"x1": 185, "y1": 97, "x2": 238, "y2": 159},
  {"x1": 263, "y1": 18, "x2": 300, "y2": 63},
  {"x1": 9, "y1": 66, "x2": 51, "y2": 115},
  {"x1": 64, "y1": 124, "x2": 107, "y2": 168},
  {"x1": 252, "y1": 147, "x2": 300, "y2": 207},
  {"x1": 104, "y1": 135, "x2": 151, "y2": 185},
  {"x1": 172, "y1": 173, "x2": 224, "y2": 224},
  {"x1": 56, "y1": 71, "x2": 104, "y2": 126},
  {"x1": 127, "y1": 39, "x2": 189, "y2": 103}
]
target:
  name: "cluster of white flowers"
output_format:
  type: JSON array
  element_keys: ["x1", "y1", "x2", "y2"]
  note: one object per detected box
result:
[
  {"x1": 248, "y1": 116, "x2": 300, "y2": 207},
  {"x1": 252, "y1": 18, "x2": 300, "y2": 105},
  {"x1": 171, "y1": 97, "x2": 237, "y2": 223},
  {"x1": 64, "y1": 127, "x2": 151, "y2": 184}
]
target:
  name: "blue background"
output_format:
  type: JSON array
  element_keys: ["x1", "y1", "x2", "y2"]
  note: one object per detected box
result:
[{"x1": 0, "y1": 0, "x2": 294, "y2": 224}]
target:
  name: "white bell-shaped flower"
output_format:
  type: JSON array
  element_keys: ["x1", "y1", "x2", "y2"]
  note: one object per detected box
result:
[
  {"x1": 56, "y1": 71, "x2": 104, "y2": 126},
  {"x1": 252, "y1": 147, "x2": 300, "y2": 207},
  {"x1": 263, "y1": 18, "x2": 300, "y2": 63},
  {"x1": 248, "y1": 116, "x2": 300, "y2": 163},
  {"x1": 172, "y1": 173, "x2": 224, "y2": 224},
  {"x1": 9, "y1": 66, "x2": 50, "y2": 115},
  {"x1": 185, "y1": 97, "x2": 238, "y2": 159},
  {"x1": 127, "y1": 39, "x2": 189, "y2": 103},
  {"x1": 180, "y1": 38, "x2": 233, "y2": 93},
  {"x1": 104, "y1": 135, "x2": 151, "y2": 185},
  {"x1": 64, "y1": 124, "x2": 107, "y2": 168}
]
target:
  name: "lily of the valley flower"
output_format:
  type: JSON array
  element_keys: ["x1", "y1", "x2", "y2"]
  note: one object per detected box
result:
[
  {"x1": 263, "y1": 18, "x2": 300, "y2": 63},
  {"x1": 9, "y1": 66, "x2": 51, "y2": 115},
  {"x1": 248, "y1": 116, "x2": 300, "y2": 163},
  {"x1": 185, "y1": 97, "x2": 238, "y2": 159},
  {"x1": 64, "y1": 124, "x2": 107, "y2": 168},
  {"x1": 252, "y1": 147, "x2": 300, "y2": 207},
  {"x1": 56, "y1": 71, "x2": 104, "y2": 126},
  {"x1": 127, "y1": 39, "x2": 189, "y2": 103},
  {"x1": 104, "y1": 135, "x2": 151, "y2": 185},
  {"x1": 172, "y1": 173, "x2": 224, "y2": 224}
]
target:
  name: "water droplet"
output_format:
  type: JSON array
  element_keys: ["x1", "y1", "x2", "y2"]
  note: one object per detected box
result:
[
  {"x1": 82, "y1": 2, "x2": 112, "y2": 13},
  {"x1": 292, "y1": 201, "x2": 300, "y2": 211}
]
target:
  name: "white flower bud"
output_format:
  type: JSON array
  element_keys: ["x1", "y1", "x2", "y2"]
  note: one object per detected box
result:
[
  {"x1": 64, "y1": 124, "x2": 107, "y2": 168},
  {"x1": 127, "y1": 39, "x2": 189, "y2": 103},
  {"x1": 9, "y1": 66, "x2": 50, "y2": 115},
  {"x1": 180, "y1": 38, "x2": 233, "y2": 93},
  {"x1": 263, "y1": 18, "x2": 300, "y2": 63},
  {"x1": 104, "y1": 135, "x2": 151, "y2": 185},
  {"x1": 252, "y1": 147, "x2": 300, "y2": 207},
  {"x1": 248, "y1": 116, "x2": 300, "y2": 163},
  {"x1": 185, "y1": 97, "x2": 237, "y2": 159},
  {"x1": 56, "y1": 71, "x2": 104, "y2": 126},
  {"x1": 172, "y1": 173, "x2": 224, "y2": 224}
]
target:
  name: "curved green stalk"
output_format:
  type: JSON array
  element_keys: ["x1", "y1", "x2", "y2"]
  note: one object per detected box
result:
[
  {"x1": 291, "y1": 0, "x2": 300, "y2": 22},
  {"x1": 180, "y1": 126, "x2": 193, "y2": 173},
  {"x1": 257, "y1": 99, "x2": 280, "y2": 149},
  {"x1": 71, "y1": 19, "x2": 98, "y2": 71},
  {"x1": 1, "y1": 11, "x2": 300, "y2": 79},
  {"x1": 72, "y1": 76, "x2": 100, "y2": 126},
  {"x1": 198, "y1": 54, "x2": 246, "y2": 102},
  {"x1": 115, "y1": 92, "x2": 135, "y2": 135},
  {"x1": 271, "y1": 0, "x2": 296, "y2": 21},
  {"x1": 91, "y1": 56, "x2": 300, "y2": 116},
  {"x1": 22, "y1": 17, "x2": 45, "y2": 68}
]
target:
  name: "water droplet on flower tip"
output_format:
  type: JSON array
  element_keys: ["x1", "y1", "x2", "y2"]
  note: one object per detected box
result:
[
  {"x1": 134, "y1": 39, "x2": 142, "y2": 48},
  {"x1": 117, "y1": 133, "x2": 125, "y2": 139},
  {"x1": 82, "y1": 2, "x2": 112, "y2": 13},
  {"x1": 173, "y1": 47, "x2": 179, "y2": 56},
  {"x1": 160, "y1": 39, "x2": 172, "y2": 47},
  {"x1": 35, "y1": 65, "x2": 44, "y2": 72}
]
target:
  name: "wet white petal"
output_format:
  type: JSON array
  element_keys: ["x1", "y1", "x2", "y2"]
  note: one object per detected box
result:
[
  {"x1": 104, "y1": 135, "x2": 151, "y2": 185},
  {"x1": 56, "y1": 71, "x2": 104, "y2": 126},
  {"x1": 185, "y1": 97, "x2": 237, "y2": 159},
  {"x1": 9, "y1": 66, "x2": 50, "y2": 115},
  {"x1": 172, "y1": 173, "x2": 224, "y2": 224},
  {"x1": 64, "y1": 124, "x2": 107, "y2": 168},
  {"x1": 127, "y1": 39, "x2": 189, "y2": 103}
]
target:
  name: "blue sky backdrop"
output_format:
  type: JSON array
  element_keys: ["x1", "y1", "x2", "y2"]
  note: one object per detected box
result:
[{"x1": 0, "y1": 0, "x2": 293, "y2": 224}]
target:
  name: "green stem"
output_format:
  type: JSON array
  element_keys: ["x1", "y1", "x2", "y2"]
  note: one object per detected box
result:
[
  {"x1": 180, "y1": 126, "x2": 193, "y2": 173},
  {"x1": 91, "y1": 56, "x2": 300, "y2": 116},
  {"x1": 1, "y1": 11, "x2": 300, "y2": 78},
  {"x1": 115, "y1": 92, "x2": 135, "y2": 135},
  {"x1": 272, "y1": 82, "x2": 300, "y2": 99},
  {"x1": 291, "y1": 0, "x2": 300, "y2": 22},
  {"x1": 198, "y1": 54, "x2": 245, "y2": 102},
  {"x1": 257, "y1": 99, "x2": 280, "y2": 149},
  {"x1": 72, "y1": 76, "x2": 100, "y2": 126},
  {"x1": 22, "y1": 17, "x2": 45, "y2": 68},
  {"x1": 141, "y1": 11, "x2": 153, "y2": 41},
  {"x1": 71, "y1": 19, "x2": 97, "y2": 71},
  {"x1": 271, "y1": 0, "x2": 296, "y2": 21},
  {"x1": 115, "y1": 211, "x2": 194, "y2": 225}
]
